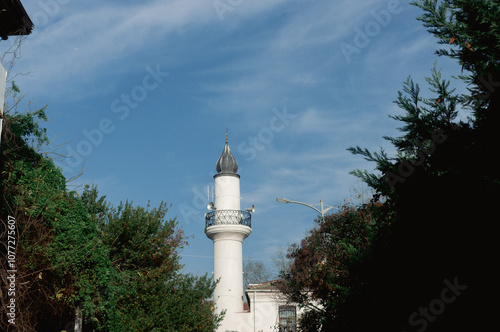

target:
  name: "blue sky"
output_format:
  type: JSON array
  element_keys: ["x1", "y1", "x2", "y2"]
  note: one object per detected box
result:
[{"x1": 2, "y1": 0, "x2": 467, "y2": 277}]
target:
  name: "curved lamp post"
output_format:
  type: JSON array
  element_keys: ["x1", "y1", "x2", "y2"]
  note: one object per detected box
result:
[{"x1": 276, "y1": 197, "x2": 338, "y2": 221}]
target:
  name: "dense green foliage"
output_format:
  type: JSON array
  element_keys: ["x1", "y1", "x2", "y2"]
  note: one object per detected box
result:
[
  {"x1": 279, "y1": 1, "x2": 500, "y2": 331},
  {"x1": 342, "y1": 1, "x2": 499, "y2": 330},
  {"x1": 81, "y1": 185, "x2": 223, "y2": 332},
  {"x1": 276, "y1": 202, "x2": 389, "y2": 331},
  {"x1": 1, "y1": 83, "x2": 221, "y2": 331},
  {"x1": 1, "y1": 90, "x2": 91, "y2": 331}
]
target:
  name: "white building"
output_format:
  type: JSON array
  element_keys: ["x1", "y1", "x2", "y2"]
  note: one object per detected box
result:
[
  {"x1": 205, "y1": 133, "x2": 300, "y2": 332},
  {"x1": 244, "y1": 282, "x2": 298, "y2": 332}
]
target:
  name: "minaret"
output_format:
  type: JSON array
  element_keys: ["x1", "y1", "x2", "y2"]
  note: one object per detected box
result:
[{"x1": 205, "y1": 132, "x2": 253, "y2": 331}]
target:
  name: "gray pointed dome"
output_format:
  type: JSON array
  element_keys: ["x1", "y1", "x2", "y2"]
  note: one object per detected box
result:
[{"x1": 216, "y1": 132, "x2": 238, "y2": 174}]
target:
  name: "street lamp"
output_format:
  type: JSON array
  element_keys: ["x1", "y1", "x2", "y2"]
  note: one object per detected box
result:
[{"x1": 276, "y1": 197, "x2": 338, "y2": 221}]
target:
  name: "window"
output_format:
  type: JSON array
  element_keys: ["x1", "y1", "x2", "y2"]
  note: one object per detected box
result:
[{"x1": 279, "y1": 305, "x2": 296, "y2": 332}]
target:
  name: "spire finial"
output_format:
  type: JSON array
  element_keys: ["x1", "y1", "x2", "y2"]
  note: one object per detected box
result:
[{"x1": 216, "y1": 129, "x2": 238, "y2": 174}]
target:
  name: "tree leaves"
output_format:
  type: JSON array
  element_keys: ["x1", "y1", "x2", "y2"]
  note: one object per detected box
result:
[
  {"x1": 1, "y1": 94, "x2": 221, "y2": 331},
  {"x1": 276, "y1": 203, "x2": 388, "y2": 330}
]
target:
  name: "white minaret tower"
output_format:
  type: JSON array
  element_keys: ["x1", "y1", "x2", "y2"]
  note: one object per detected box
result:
[{"x1": 205, "y1": 132, "x2": 253, "y2": 331}]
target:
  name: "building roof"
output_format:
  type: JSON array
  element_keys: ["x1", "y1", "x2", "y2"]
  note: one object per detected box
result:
[
  {"x1": 0, "y1": 0, "x2": 33, "y2": 40},
  {"x1": 246, "y1": 280, "x2": 281, "y2": 291},
  {"x1": 215, "y1": 131, "x2": 238, "y2": 175}
]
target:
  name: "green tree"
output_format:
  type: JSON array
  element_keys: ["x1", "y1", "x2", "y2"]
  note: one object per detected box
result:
[
  {"x1": 1, "y1": 85, "x2": 222, "y2": 331},
  {"x1": 342, "y1": 1, "x2": 500, "y2": 330},
  {"x1": 81, "y1": 185, "x2": 223, "y2": 332},
  {"x1": 275, "y1": 202, "x2": 387, "y2": 331},
  {"x1": 0, "y1": 84, "x2": 113, "y2": 331}
]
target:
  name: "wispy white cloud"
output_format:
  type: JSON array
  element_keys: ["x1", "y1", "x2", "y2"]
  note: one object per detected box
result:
[
  {"x1": 0, "y1": 0, "x2": 452, "y2": 277},
  {"x1": 11, "y1": 0, "x2": 292, "y2": 100}
]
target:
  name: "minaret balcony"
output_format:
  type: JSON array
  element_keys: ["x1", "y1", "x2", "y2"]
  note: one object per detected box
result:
[{"x1": 205, "y1": 210, "x2": 252, "y2": 228}]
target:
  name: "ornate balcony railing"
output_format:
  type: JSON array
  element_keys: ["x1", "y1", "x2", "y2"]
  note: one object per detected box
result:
[{"x1": 205, "y1": 210, "x2": 252, "y2": 228}]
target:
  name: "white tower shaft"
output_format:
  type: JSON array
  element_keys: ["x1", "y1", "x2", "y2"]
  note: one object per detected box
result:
[
  {"x1": 214, "y1": 175, "x2": 240, "y2": 211},
  {"x1": 205, "y1": 133, "x2": 252, "y2": 331}
]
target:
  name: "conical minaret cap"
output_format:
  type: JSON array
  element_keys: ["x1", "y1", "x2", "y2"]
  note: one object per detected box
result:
[{"x1": 215, "y1": 131, "x2": 238, "y2": 174}]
